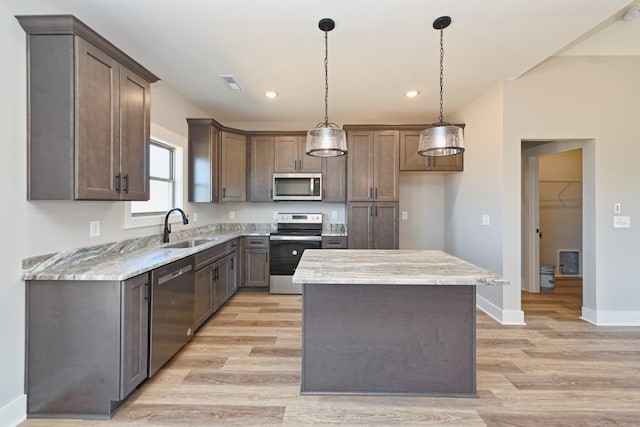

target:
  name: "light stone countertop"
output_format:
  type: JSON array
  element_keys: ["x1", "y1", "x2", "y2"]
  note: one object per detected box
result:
[
  {"x1": 23, "y1": 222, "x2": 348, "y2": 282},
  {"x1": 23, "y1": 224, "x2": 273, "y2": 282},
  {"x1": 292, "y1": 249, "x2": 509, "y2": 286}
]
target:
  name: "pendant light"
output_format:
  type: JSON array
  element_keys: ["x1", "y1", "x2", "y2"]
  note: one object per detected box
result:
[
  {"x1": 305, "y1": 18, "x2": 347, "y2": 157},
  {"x1": 418, "y1": 16, "x2": 465, "y2": 157}
]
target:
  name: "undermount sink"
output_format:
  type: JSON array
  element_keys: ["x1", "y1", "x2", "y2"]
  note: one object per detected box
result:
[{"x1": 164, "y1": 239, "x2": 212, "y2": 249}]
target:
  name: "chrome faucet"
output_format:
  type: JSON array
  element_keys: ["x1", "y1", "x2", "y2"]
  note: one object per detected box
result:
[{"x1": 163, "y1": 208, "x2": 189, "y2": 243}]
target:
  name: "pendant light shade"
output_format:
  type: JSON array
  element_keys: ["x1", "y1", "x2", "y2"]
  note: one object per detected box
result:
[
  {"x1": 418, "y1": 16, "x2": 465, "y2": 157},
  {"x1": 306, "y1": 18, "x2": 347, "y2": 157}
]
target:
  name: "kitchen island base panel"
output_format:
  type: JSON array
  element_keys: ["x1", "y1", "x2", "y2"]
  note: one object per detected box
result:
[{"x1": 302, "y1": 283, "x2": 476, "y2": 396}]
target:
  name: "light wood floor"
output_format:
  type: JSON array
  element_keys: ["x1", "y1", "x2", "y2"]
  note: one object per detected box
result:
[{"x1": 22, "y1": 279, "x2": 640, "y2": 426}]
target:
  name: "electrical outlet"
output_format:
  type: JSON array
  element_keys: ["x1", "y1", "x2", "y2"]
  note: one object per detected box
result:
[
  {"x1": 331, "y1": 211, "x2": 338, "y2": 220},
  {"x1": 192, "y1": 212, "x2": 198, "y2": 223},
  {"x1": 482, "y1": 214, "x2": 490, "y2": 226},
  {"x1": 401, "y1": 211, "x2": 408, "y2": 220},
  {"x1": 229, "y1": 210, "x2": 236, "y2": 219},
  {"x1": 89, "y1": 220, "x2": 100, "y2": 237},
  {"x1": 273, "y1": 211, "x2": 278, "y2": 219}
]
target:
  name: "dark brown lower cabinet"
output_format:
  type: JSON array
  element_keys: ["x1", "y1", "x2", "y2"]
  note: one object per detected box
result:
[
  {"x1": 193, "y1": 239, "x2": 239, "y2": 330},
  {"x1": 25, "y1": 273, "x2": 149, "y2": 418},
  {"x1": 241, "y1": 236, "x2": 270, "y2": 288},
  {"x1": 347, "y1": 202, "x2": 399, "y2": 249},
  {"x1": 321, "y1": 236, "x2": 348, "y2": 248}
]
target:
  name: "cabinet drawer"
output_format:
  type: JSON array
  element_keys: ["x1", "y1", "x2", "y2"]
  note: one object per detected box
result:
[
  {"x1": 322, "y1": 236, "x2": 347, "y2": 249},
  {"x1": 195, "y1": 239, "x2": 239, "y2": 270},
  {"x1": 243, "y1": 236, "x2": 269, "y2": 249}
]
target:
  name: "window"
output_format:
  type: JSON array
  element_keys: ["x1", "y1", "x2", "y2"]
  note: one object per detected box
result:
[
  {"x1": 124, "y1": 124, "x2": 184, "y2": 230},
  {"x1": 131, "y1": 140, "x2": 175, "y2": 215}
]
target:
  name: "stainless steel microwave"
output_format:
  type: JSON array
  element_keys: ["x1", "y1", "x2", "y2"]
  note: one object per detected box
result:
[{"x1": 272, "y1": 173, "x2": 322, "y2": 201}]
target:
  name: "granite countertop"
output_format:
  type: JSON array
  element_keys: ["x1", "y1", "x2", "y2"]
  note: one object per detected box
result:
[
  {"x1": 292, "y1": 249, "x2": 509, "y2": 286},
  {"x1": 23, "y1": 222, "x2": 348, "y2": 282},
  {"x1": 23, "y1": 224, "x2": 273, "y2": 282}
]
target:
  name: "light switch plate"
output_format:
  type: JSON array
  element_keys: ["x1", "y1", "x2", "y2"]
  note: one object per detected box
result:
[
  {"x1": 401, "y1": 211, "x2": 408, "y2": 220},
  {"x1": 613, "y1": 203, "x2": 621, "y2": 214},
  {"x1": 229, "y1": 210, "x2": 236, "y2": 219},
  {"x1": 482, "y1": 214, "x2": 490, "y2": 226}
]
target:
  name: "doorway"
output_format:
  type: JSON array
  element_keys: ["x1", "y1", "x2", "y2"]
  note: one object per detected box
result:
[{"x1": 521, "y1": 140, "x2": 595, "y2": 319}]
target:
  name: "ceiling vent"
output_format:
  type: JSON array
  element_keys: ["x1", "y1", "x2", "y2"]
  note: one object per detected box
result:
[{"x1": 220, "y1": 75, "x2": 242, "y2": 91}]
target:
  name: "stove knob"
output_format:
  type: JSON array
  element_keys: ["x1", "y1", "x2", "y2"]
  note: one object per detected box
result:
[{"x1": 292, "y1": 249, "x2": 298, "y2": 256}]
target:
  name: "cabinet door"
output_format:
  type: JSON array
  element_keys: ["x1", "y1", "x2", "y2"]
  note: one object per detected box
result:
[
  {"x1": 119, "y1": 66, "x2": 150, "y2": 200},
  {"x1": 322, "y1": 154, "x2": 346, "y2": 202},
  {"x1": 399, "y1": 131, "x2": 428, "y2": 171},
  {"x1": 227, "y1": 252, "x2": 239, "y2": 296},
  {"x1": 250, "y1": 136, "x2": 274, "y2": 201},
  {"x1": 374, "y1": 202, "x2": 399, "y2": 249},
  {"x1": 75, "y1": 38, "x2": 120, "y2": 200},
  {"x1": 347, "y1": 202, "x2": 374, "y2": 249},
  {"x1": 220, "y1": 132, "x2": 247, "y2": 202},
  {"x1": 373, "y1": 131, "x2": 399, "y2": 201},
  {"x1": 298, "y1": 137, "x2": 322, "y2": 173},
  {"x1": 400, "y1": 130, "x2": 463, "y2": 171},
  {"x1": 243, "y1": 248, "x2": 270, "y2": 287},
  {"x1": 274, "y1": 136, "x2": 298, "y2": 172},
  {"x1": 120, "y1": 273, "x2": 149, "y2": 399},
  {"x1": 212, "y1": 258, "x2": 229, "y2": 311},
  {"x1": 431, "y1": 153, "x2": 464, "y2": 171},
  {"x1": 347, "y1": 132, "x2": 375, "y2": 201},
  {"x1": 194, "y1": 265, "x2": 214, "y2": 329},
  {"x1": 188, "y1": 122, "x2": 219, "y2": 202}
]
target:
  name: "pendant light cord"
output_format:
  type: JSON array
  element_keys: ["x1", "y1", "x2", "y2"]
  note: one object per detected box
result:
[
  {"x1": 439, "y1": 28, "x2": 445, "y2": 126},
  {"x1": 324, "y1": 29, "x2": 329, "y2": 127}
]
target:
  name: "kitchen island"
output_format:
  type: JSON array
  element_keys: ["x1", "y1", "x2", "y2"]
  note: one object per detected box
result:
[{"x1": 292, "y1": 249, "x2": 508, "y2": 397}]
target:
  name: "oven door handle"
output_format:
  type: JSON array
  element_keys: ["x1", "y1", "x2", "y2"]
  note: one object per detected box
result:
[{"x1": 269, "y1": 235, "x2": 322, "y2": 242}]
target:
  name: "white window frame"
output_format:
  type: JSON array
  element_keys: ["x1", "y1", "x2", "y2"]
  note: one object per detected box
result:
[{"x1": 123, "y1": 123, "x2": 185, "y2": 230}]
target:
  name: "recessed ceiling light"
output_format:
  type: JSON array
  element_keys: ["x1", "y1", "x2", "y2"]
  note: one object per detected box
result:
[
  {"x1": 265, "y1": 91, "x2": 278, "y2": 98},
  {"x1": 406, "y1": 90, "x2": 419, "y2": 98}
]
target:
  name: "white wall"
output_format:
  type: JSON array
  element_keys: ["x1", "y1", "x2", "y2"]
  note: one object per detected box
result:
[
  {"x1": 504, "y1": 56, "x2": 640, "y2": 325},
  {"x1": 445, "y1": 83, "x2": 523, "y2": 323},
  {"x1": 448, "y1": 56, "x2": 640, "y2": 326},
  {"x1": 0, "y1": 4, "x2": 211, "y2": 424},
  {"x1": 399, "y1": 175, "x2": 444, "y2": 249}
]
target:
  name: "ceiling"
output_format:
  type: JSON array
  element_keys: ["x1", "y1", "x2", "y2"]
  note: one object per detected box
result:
[{"x1": 10, "y1": 0, "x2": 640, "y2": 129}]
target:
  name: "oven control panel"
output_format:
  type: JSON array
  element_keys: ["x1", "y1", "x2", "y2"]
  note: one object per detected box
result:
[{"x1": 277, "y1": 213, "x2": 322, "y2": 224}]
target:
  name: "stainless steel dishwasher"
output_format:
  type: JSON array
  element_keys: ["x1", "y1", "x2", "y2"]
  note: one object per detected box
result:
[{"x1": 149, "y1": 256, "x2": 194, "y2": 376}]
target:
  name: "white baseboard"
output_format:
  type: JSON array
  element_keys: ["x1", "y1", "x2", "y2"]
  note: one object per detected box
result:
[
  {"x1": 581, "y1": 306, "x2": 640, "y2": 325},
  {"x1": 476, "y1": 295, "x2": 526, "y2": 325},
  {"x1": 0, "y1": 394, "x2": 26, "y2": 427}
]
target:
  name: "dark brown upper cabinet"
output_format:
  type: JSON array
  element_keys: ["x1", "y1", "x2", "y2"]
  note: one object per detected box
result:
[
  {"x1": 274, "y1": 135, "x2": 322, "y2": 173},
  {"x1": 322, "y1": 155, "x2": 347, "y2": 202},
  {"x1": 187, "y1": 119, "x2": 246, "y2": 203},
  {"x1": 17, "y1": 15, "x2": 158, "y2": 200},
  {"x1": 248, "y1": 135, "x2": 275, "y2": 202},
  {"x1": 399, "y1": 130, "x2": 464, "y2": 172}
]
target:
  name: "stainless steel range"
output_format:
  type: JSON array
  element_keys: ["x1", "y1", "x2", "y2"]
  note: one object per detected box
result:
[{"x1": 269, "y1": 213, "x2": 322, "y2": 294}]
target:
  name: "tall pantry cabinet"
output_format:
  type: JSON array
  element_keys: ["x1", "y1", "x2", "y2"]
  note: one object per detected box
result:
[
  {"x1": 17, "y1": 15, "x2": 159, "y2": 201},
  {"x1": 346, "y1": 129, "x2": 399, "y2": 249}
]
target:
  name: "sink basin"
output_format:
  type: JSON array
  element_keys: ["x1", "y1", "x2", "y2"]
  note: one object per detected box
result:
[{"x1": 164, "y1": 239, "x2": 211, "y2": 249}]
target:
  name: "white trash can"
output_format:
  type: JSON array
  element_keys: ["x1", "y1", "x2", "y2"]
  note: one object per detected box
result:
[{"x1": 540, "y1": 265, "x2": 555, "y2": 291}]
